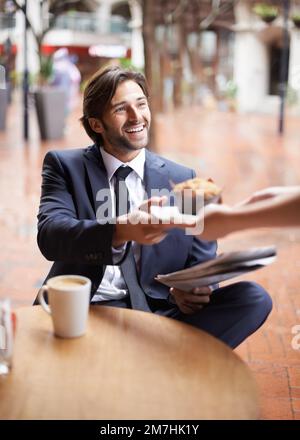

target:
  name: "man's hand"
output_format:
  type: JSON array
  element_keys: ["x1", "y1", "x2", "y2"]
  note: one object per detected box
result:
[
  {"x1": 113, "y1": 210, "x2": 168, "y2": 246},
  {"x1": 138, "y1": 195, "x2": 168, "y2": 213},
  {"x1": 113, "y1": 196, "x2": 178, "y2": 247},
  {"x1": 170, "y1": 286, "x2": 213, "y2": 314}
]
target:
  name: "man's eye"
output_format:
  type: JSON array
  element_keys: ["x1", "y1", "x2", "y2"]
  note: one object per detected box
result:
[
  {"x1": 139, "y1": 102, "x2": 147, "y2": 107},
  {"x1": 115, "y1": 106, "x2": 126, "y2": 113}
]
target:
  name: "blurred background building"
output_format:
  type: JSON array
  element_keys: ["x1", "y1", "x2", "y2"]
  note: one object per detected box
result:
[{"x1": 0, "y1": 0, "x2": 300, "y2": 116}]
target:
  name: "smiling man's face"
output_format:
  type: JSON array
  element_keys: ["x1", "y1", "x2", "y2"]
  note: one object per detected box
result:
[{"x1": 95, "y1": 80, "x2": 151, "y2": 161}]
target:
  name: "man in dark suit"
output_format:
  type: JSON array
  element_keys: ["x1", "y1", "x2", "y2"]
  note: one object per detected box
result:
[{"x1": 36, "y1": 66, "x2": 272, "y2": 348}]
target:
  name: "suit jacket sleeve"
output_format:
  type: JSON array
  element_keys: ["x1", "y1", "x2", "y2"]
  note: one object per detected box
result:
[
  {"x1": 37, "y1": 151, "x2": 115, "y2": 265},
  {"x1": 185, "y1": 236, "x2": 218, "y2": 269}
]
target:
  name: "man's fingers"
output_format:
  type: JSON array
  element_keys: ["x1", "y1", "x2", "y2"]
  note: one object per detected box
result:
[
  {"x1": 171, "y1": 287, "x2": 212, "y2": 300},
  {"x1": 184, "y1": 302, "x2": 204, "y2": 310},
  {"x1": 139, "y1": 196, "x2": 168, "y2": 212},
  {"x1": 152, "y1": 234, "x2": 167, "y2": 244},
  {"x1": 144, "y1": 232, "x2": 167, "y2": 243},
  {"x1": 193, "y1": 286, "x2": 212, "y2": 295},
  {"x1": 184, "y1": 295, "x2": 210, "y2": 305},
  {"x1": 180, "y1": 304, "x2": 197, "y2": 315},
  {"x1": 170, "y1": 287, "x2": 212, "y2": 314}
]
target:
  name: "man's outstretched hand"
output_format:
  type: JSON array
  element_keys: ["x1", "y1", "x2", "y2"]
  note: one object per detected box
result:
[{"x1": 113, "y1": 196, "x2": 195, "y2": 247}]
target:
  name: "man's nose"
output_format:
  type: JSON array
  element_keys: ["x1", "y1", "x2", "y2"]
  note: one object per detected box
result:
[{"x1": 127, "y1": 106, "x2": 140, "y2": 121}]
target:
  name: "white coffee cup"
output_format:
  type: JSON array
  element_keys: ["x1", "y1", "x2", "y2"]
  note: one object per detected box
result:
[{"x1": 38, "y1": 275, "x2": 91, "y2": 338}]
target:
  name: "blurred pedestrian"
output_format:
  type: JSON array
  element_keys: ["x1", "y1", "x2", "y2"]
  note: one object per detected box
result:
[
  {"x1": 1, "y1": 37, "x2": 14, "y2": 104},
  {"x1": 51, "y1": 48, "x2": 81, "y2": 115}
]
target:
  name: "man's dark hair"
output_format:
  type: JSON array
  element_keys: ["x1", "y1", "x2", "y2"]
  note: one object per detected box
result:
[{"x1": 80, "y1": 65, "x2": 149, "y2": 145}]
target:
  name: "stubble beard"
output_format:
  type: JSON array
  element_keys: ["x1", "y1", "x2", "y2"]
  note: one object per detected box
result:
[{"x1": 102, "y1": 121, "x2": 149, "y2": 153}]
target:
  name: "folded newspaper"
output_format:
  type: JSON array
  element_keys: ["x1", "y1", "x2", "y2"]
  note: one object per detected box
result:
[{"x1": 156, "y1": 246, "x2": 277, "y2": 291}]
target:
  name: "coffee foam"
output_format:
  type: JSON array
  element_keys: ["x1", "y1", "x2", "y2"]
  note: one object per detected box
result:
[{"x1": 50, "y1": 277, "x2": 87, "y2": 290}]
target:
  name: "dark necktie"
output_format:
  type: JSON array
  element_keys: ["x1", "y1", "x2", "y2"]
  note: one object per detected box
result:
[{"x1": 114, "y1": 166, "x2": 150, "y2": 312}]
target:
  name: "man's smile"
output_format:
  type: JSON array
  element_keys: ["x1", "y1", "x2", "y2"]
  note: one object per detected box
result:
[
  {"x1": 124, "y1": 123, "x2": 146, "y2": 134},
  {"x1": 123, "y1": 123, "x2": 147, "y2": 141}
]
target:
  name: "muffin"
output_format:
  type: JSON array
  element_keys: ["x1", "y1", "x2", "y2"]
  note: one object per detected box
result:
[{"x1": 173, "y1": 177, "x2": 222, "y2": 214}]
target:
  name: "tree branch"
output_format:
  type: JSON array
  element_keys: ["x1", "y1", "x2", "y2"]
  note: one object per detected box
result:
[
  {"x1": 199, "y1": 0, "x2": 239, "y2": 30},
  {"x1": 165, "y1": 0, "x2": 190, "y2": 24},
  {"x1": 11, "y1": 0, "x2": 39, "y2": 43}
]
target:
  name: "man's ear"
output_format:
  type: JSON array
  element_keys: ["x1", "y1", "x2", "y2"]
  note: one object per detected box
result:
[{"x1": 88, "y1": 118, "x2": 104, "y2": 134}]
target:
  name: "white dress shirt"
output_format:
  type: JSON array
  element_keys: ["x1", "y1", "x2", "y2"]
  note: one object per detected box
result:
[{"x1": 92, "y1": 147, "x2": 146, "y2": 302}]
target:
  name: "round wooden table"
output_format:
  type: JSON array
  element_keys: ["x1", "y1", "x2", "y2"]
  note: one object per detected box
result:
[{"x1": 0, "y1": 306, "x2": 258, "y2": 419}]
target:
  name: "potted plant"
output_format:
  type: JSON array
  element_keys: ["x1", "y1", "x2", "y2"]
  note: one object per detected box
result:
[
  {"x1": 0, "y1": 64, "x2": 8, "y2": 131},
  {"x1": 0, "y1": 87, "x2": 7, "y2": 131},
  {"x1": 0, "y1": 37, "x2": 15, "y2": 131},
  {"x1": 253, "y1": 3, "x2": 279, "y2": 24},
  {"x1": 33, "y1": 54, "x2": 67, "y2": 140},
  {"x1": 225, "y1": 80, "x2": 238, "y2": 112},
  {"x1": 291, "y1": 12, "x2": 300, "y2": 28},
  {"x1": 10, "y1": 0, "x2": 97, "y2": 139}
]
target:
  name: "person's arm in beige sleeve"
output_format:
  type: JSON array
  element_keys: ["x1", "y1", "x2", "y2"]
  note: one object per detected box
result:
[
  {"x1": 198, "y1": 187, "x2": 300, "y2": 241},
  {"x1": 236, "y1": 185, "x2": 300, "y2": 205}
]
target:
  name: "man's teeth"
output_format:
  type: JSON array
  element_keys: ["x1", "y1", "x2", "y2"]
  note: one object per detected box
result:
[{"x1": 125, "y1": 125, "x2": 144, "y2": 133}]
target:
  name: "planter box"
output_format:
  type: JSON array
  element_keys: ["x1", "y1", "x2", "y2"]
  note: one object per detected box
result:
[
  {"x1": 292, "y1": 19, "x2": 300, "y2": 29},
  {"x1": 0, "y1": 88, "x2": 8, "y2": 131},
  {"x1": 261, "y1": 15, "x2": 277, "y2": 24},
  {"x1": 34, "y1": 87, "x2": 66, "y2": 140}
]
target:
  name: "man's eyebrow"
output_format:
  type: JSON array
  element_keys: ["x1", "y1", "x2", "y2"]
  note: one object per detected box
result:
[{"x1": 111, "y1": 96, "x2": 147, "y2": 109}]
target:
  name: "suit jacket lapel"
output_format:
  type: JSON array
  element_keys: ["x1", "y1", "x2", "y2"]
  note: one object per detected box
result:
[
  {"x1": 141, "y1": 150, "x2": 171, "y2": 280},
  {"x1": 83, "y1": 144, "x2": 111, "y2": 217},
  {"x1": 144, "y1": 150, "x2": 170, "y2": 199}
]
